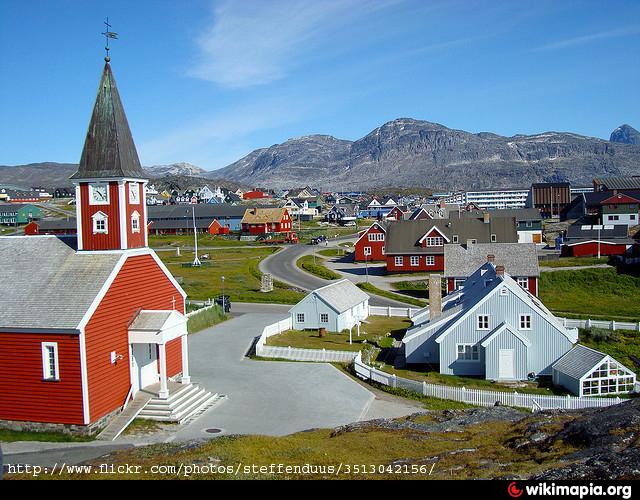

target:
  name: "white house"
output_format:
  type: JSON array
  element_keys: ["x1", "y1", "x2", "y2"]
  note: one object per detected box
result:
[{"x1": 290, "y1": 280, "x2": 370, "y2": 333}]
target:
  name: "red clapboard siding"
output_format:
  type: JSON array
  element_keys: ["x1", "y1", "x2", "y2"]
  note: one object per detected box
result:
[
  {"x1": 85, "y1": 253, "x2": 184, "y2": 423},
  {"x1": 386, "y1": 254, "x2": 444, "y2": 273},
  {"x1": 80, "y1": 182, "x2": 122, "y2": 251},
  {"x1": 354, "y1": 225, "x2": 386, "y2": 262},
  {"x1": 125, "y1": 181, "x2": 146, "y2": 249},
  {"x1": 0, "y1": 333, "x2": 84, "y2": 424},
  {"x1": 166, "y1": 338, "x2": 183, "y2": 377}
]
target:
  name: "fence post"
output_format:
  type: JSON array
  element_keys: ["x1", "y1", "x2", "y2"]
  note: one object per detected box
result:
[
  {"x1": 387, "y1": 306, "x2": 391, "y2": 318},
  {"x1": 514, "y1": 391, "x2": 518, "y2": 408},
  {"x1": 611, "y1": 320, "x2": 616, "y2": 331},
  {"x1": 563, "y1": 318, "x2": 567, "y2": 327},
  {"x1": 586, "y1": 318, "x2": 592, "y2": 328},
  {"x1": 462, "y1": 386, "x2": 467, "y2": 403},
  {"x1": 392, "y1": 374, "x2": 397, "y2": 389},
  {"x1": 637, "y1": 322, "x2": 640, "y2": 333},
  {"x1": 422, "y1": 381, "x2": 427, "y2": 396}
]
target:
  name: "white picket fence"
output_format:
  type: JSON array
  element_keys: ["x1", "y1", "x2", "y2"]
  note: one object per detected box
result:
[
  {"x1": 559, "y1": 317, "x2": 640, "y2": 332},
  {"x1": 255, "y1": 316, "x2": 358, "y2": 363},
  {"x1": 353, "y1": 352, "x2": 624, "y2": 412},
  {"x1": 368, "y1": 305, "x2": 419, "y2": 318}
]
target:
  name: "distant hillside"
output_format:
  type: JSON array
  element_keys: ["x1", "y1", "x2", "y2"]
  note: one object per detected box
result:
[
  {"x1": 610, "y1": 124, "x2": 640, "y2": 145},
  {"x1": 0, "y1": 162, "x2": 218, "y2": 190},
  {"x1": 213, "y1": 119, "x2": 640, "y2": 190}
]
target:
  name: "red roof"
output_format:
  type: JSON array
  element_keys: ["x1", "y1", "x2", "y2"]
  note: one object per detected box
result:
[{"x1": 600, "y1": 193, "x2": 640, "y2": 205}]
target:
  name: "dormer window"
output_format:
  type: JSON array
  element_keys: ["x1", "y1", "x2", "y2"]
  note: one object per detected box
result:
[
  {"x1": 92, "y1": 211, "x2": 108, "y2": 234},
  {"x1": 131, "y1": 211, "x2": 141, "y2": 233}
]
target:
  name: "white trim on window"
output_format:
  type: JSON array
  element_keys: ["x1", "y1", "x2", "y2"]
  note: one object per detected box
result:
[
  {"x1": 519, "y1": 314, "x2": 532, "y2": 330},
  {"x1": 320, "y1": 313, "x2": 329, "y2": 323},
  {"x1": 410, "y1": 256, "x2": 420, "y2": 266},
  {"x1": 456, "y1": 343, "x2": 480, "y2": 362},
  {"x1": 42, "y1": 342, "x2": 60, "y2": 381},
  {"x1": 91, "y1": 211, "x2": 108, "y2": 234},
  {"x1": 364, "y1": 246, "x2": 372, "y2": 256},
  {"x1": 131, "y1": 211, "x2": 141, "y2": 233},
  {"x1": 395, "y1": 256, "x2": 404, "y2": 267},
  {"x1": 517, "y1": 277, "x2": 528, "y2": 290},
  {"x1": 296, "y1": 313, "x2": 305, "y2": 323},
  {"x1": 477, "y1": 315, "x2": 489, "y2": 330},
  {"x1": 425, "y1": 255, "x2": 435, "y2": 266}
]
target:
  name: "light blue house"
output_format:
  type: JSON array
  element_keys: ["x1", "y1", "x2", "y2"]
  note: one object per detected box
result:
[
  {"x1": 403, "y1": 263, "x2": 579, "y2": 381},
  {"x1": 290, "y1": 279, "x2": 370, "y2": 333}
]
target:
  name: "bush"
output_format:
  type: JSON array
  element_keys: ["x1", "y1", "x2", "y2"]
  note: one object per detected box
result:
[
  {"x1": 581, "y1": 327, "x2": 620, "y2": 343},
  {"x1": 187, "y1": 305, "x2": 227, "y2": 334},
  {"x1": 297, "y1": 255, "x2": 341, "y2": 280}
]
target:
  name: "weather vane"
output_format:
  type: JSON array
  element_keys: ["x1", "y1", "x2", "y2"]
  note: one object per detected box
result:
[{"x1": 102, "y1": 17, "x2": 119, "y2": 62}]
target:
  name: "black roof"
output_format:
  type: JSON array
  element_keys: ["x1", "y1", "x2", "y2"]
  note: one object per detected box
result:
[
  {"x1": 147, "y1": 204, "x2": 251, "y2": 220},
  {"x1": 566, "y1": 222, "x2": 629, "y2": 240},
  {"x1": 70, "y1": 62, "x2": 146, "y2": 180}
]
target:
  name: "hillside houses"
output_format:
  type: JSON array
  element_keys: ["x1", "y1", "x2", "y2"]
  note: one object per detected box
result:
[{"x1": 561, "y1": 223, "x2": 635, "y2": 257}]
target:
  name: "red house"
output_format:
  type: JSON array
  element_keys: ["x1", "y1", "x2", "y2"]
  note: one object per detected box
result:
[
  {"x1": 243, "y1": 190, "x2": 269, "y2": 200},
  {"x1": 0, "y1": 60, "x2": 203, "y2": 433},
  {"x1": 354, "y1": 222, "x2": 387, "y2": 261},
  {"x1": 241, "y1": 207, "x2": 292, "y2": 234},
  {"x1": 385, "y1": 206, "x2": 406, "y2": 221}
]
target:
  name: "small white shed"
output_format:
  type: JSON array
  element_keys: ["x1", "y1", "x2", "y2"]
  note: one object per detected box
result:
[{"x1": 289, "y1": 279, "x2": 370, "y2": 333}]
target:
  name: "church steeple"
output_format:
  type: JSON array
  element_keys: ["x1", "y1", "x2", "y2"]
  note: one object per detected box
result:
[
  {"x1": 72, "y1": 61, "x2": 148, "y2": 252},
  {"x1": 71, "y1": 62, "x2": 146, "y2": 180}
]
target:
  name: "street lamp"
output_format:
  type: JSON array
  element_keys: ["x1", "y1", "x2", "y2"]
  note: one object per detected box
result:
[{"x1": 364, "y1": 253, "x2": 369, "y2": 283}]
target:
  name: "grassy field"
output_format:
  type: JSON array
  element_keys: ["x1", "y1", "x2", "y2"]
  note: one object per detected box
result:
[
  {"x1": 16, "y1": 413, "x2": 579, "y2": 479},
  {"x1": 186, "y1": 305, "x2": 227, "y2": 334},
  {"x1": 539, "y1": 268, "x2": 640, "y2": 321},
  {"x1": 159, "y1": 247, "x2": 305, "y2": 304},
  {"x1": 266, "y1": 316, "x2": 411, "y2": 352},
  {"x1": 317, "y1": 248, "x2": 351, "y2": 258},
  {"x1": 580, "y1": 328, "x2": 640, "y2": 375},
  {"x1": 357, "y1": 282, "x2": 427, "y2": 307},
  {"x1": 0, "y1": 428, "x2": 93, "y2": 443},
  {"x1": 296, "y1": 255, "x2": 342, "y2": 280},
  {"x1": 539, "y1": 257, "x2": 610, "y2": 268},
  {"x1": 149, "y1": 234, "x2": 253, "y2": 248}
]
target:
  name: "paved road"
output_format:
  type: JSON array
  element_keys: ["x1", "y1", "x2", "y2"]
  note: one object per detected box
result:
[
  {"x1": 2, "y1": 305, "x2": 421, "y2": 467},
  {"x1": 260, "y1": 242, "x2": 411, "y2": 307}
]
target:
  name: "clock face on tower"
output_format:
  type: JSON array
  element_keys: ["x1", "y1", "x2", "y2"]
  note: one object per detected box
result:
[
  {"x1": 90, "y1": 183, "x2": 109, "y2": 205},
  {"x1": 129, "y1": 182, "x2": 140, "y2": 204}
]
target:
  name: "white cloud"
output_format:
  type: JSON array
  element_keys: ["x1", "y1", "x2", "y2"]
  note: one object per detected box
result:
[
  {"x1": 189, "y1": 0, "x2": 402, "y2": 88},
  {"x1": 533, "y1": 25, "x2": 640, "y2": 52}
]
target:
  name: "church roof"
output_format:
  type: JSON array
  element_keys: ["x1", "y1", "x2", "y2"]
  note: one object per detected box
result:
[
  {"x1": 0, "y1": 236, "x2": 122, "y2": 331},
  {"x1": 70, "y1": 62, "x2": 146, "y2": 180}
]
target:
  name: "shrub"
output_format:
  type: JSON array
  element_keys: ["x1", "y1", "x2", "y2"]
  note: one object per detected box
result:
[{"x1": 187, "y1": 305, "x2": 226, "y2": 334}]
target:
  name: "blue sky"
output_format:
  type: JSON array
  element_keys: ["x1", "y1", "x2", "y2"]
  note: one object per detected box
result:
[{"x1": 1, "y1": 0, "x2": 639, "y2": 170}]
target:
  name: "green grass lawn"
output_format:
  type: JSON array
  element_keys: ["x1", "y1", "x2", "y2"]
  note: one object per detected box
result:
[
  {"x1": 266, "y1": 316, "x2": 411, "y2": 352},
  {"x1": 317, "y1": 248, "x2": 350, "y2": 258},
  {"x1": 539, "y1": 268, "x2": 640, "y2": 321},
  {"x1": 357, "y1": 282, "x2": 427, "y2": 307},
  {"x1": 0, "y1": 428, "x2": 94, "y2": 443},
  {"x1": 580, "y1": 328, "x2": 640, "y2": 375},
  {"x1": 539, "y1": 257, "x2": 611, "y2": 268},
  {"x1": 296, "y1": 255, "x2": 342, "y2": 280},
  {"x1": 186, "y1": 305, "x2": 227, "y2": 333},
  {"x1": 159, "y1": 247, "x2": 305, "y2": 304},
  {"x1": 149, "y1": 234, "x2": 253, "y2": 248}
]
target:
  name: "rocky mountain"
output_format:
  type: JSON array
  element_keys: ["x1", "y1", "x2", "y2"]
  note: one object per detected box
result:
[
  {"x1": 0, "y1": 162, "x2": 210, "y2": 190},
  {"x1": 610, "y1": 124, "x2": 640, "y2": 145},
  {"x1": 214, "y1": 118, "x2": 640, "y2": 190}
]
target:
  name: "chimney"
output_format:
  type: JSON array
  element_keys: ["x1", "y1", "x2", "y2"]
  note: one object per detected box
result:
[
  {"x1": 487, "y1": 254, "x2": 495, "y2": 263},
  {"x1": 429, "y1": 274, "x2": 442, "y2": 320},
  {"x1": 439, "y1": 200, "x2": 446, "y2": 209},
  {"x1": 466, "y1": 239, "x2": 474, "y2": 247},
  {"x1": 483, "y1": 212, "x2": 490, "y2": 224},
  {"x1": 495, "y1": 265, "x2": 505, "y2": 277}
]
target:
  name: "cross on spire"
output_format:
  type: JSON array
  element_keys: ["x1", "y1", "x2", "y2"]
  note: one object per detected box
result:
[{"x1": 102, "y1": 17, "x2": 119, "y2": 62}]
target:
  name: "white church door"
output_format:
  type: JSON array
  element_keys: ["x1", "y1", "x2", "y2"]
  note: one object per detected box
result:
[{"x1": 132, "y1": 343, "x2": 159, "y2": 392}]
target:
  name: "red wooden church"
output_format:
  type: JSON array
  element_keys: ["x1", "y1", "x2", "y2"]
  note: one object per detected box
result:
[{"x1": 0, "y1": 61, "x2": 204, "y2": 432}]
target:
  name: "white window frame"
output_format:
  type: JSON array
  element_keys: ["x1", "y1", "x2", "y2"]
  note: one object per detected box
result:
[
  {"x1": 410, "y1": 256, "x2": 420, "y2": 267},
  {"x1": 42, "y1": 342, "x2": 60, "y2": 381},
  {"x1": 131, "y1": 211, "x2": 141, "y2": 233},
  {"x1": 456, "y1": 343, "x2": 480, "y2": 362},
  {"x1": 452, "y1": 234, "x2": 459, "y2": 243},
  {"x1": 296, "y1": 313, "x2": 305, "y2": 323},
  {"x1": 491, "y1": 233, "x2": 497, "y2": 243},
  {"x1": 477, "y1": 315, "x2": 490, "y2": 330},
  {"x1": 425, "y1": 255, "x2": 435, "y2": 266},
  {"x1": 517, "y1": 277, "x2": 528, "y2": 290},
  {"x1": 129, "y1": 182, "x2": 140, "y2": 204},
  {"x1": 368, "y1": 233, "x2": 384, "y2": 242},
  {"x1": 364, "y1": 246, "x2": 372, "y2": 256},
  {"x1": 89, "y1": 183, "x2": 110, "y2": 205},
  {"x1": 394, "y1": 256, "x2": 404, "y2": 267},
  {"x1": 319, "y1": 313, "x2": 329, "y2": 323},
  {"x1": 519, "y1": 314, "x2": 532, "y2": 330},
  {"x1": 426, "y1": 237, "x2": 444, "y2": 247},
  {"x1": 92, "y1": 211, "x2": 108, "y2": 234}
]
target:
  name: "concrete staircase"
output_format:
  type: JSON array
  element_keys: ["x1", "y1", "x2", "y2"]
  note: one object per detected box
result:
[
  {"x1": 97, "y1": 390, "x2": 154, "y2": 441},
  {"x1": 138, "y1": 383, "x2": 223, "y2": 424}
]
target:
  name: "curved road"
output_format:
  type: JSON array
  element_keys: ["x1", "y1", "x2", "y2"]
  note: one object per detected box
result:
[{"x1": 260, "y1": 241, "x2": 411, "y2": 307}]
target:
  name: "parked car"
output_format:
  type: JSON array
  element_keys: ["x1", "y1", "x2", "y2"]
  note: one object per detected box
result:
[
  {"x1": 215, "y1": 295, "x2": 231, "y2": 313},
  {"x1": 310, "y1": 235, "x2": 327, "y2": 245}
]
